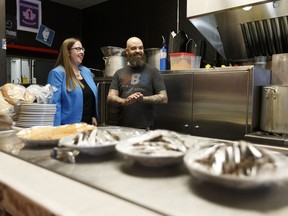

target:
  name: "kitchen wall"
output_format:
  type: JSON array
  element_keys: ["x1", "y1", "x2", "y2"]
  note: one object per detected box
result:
[
  {"x1": 4, "y1": 0, "x2": 83, "y2": 85},
  {"x1": 5, "y1": 0, "x2": 82, "y2": 54},
  {"x1": 82, "y1": 0, "x2": 216, "y2": 71},
  {"x1": 3, "y1": 0, "x2": 216, "y2": 85}
]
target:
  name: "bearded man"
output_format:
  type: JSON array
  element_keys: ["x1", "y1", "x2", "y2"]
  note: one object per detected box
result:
[{"x1": 107, "y1": 37, "x2": 168, "y2": 129}]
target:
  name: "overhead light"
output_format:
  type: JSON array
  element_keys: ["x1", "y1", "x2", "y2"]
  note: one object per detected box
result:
[{"x1": 243, "y1": 6, "x2": 252, "y2": 11}]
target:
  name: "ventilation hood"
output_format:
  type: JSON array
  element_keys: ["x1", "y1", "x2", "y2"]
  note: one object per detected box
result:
[{"x1": 187, "y1": 0, "x2": 288, "y2": 61}]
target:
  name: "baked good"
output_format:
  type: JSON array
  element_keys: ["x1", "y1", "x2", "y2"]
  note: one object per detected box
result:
[
  {"x1": 1, "y1": 83, "x2": 36, "y2": 105},
  {"x1": 0, "y1": 91, "x2": 14, "y2": 116},
  {"x1": 0, "y1": 114, "x2": 13, "y2": 131},
  {"x1": 16, "y1": 123, "x2": 97, "y2": 140}
]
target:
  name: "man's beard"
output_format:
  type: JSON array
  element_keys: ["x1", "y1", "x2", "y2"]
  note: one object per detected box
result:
[{"x1": 127, "y1": 53, "x2": 146, "y2": 68}]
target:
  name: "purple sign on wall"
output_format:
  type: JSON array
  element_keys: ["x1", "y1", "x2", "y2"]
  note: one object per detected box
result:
[{"x1": 17, "y1": 0, "x2": 42, "y2": 33}]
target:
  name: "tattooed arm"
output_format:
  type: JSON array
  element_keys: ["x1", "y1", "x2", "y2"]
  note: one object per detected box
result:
[
  {"x1": 107, "y1": 89, "x2": 144, "y2": 106},
  {"x1": 142, "y1": 90, "x2": 168, "y2": 104},
  {"x1": 107, "y1": 89, "x2": 168, "y2": 106}
]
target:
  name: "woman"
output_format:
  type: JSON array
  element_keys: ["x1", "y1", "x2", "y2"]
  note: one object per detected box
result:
[{"x1": 48, "y1": 37, "x2": 98, "y2": 126}]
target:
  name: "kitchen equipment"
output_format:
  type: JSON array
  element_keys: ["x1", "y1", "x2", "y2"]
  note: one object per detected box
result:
[
  {"x1": 145, "y1": 48, "x2": 160, "y2": 70},
  {"x1": 170, "y1": 52, "x2": 201, "y2": 70},
  {"x1": 154, "y1": 66, "x2": 271, "y2": 140},
  {"x1": 160, "y1": 36, "x2": 167, "y2": 71},
  {"x1": 103, "y1": 56, "x2": 127, "y2": 77},
  {"x1": 89, "y1": 67, "x2": 103, "y2": 77},
  {"x1": 101, "y1": 46, "x2": 127, "y2": 77},
  {"x1": 245, "y1": 131, "x2": 288, "y2": 147},
  {"x1": 271, "y1": 53, "x2": 288, "y2": 85},
  {"x1": 100, "y1": 46, "x2": 126, "y2": 56},
  {"x1": 50, "y1": 147, "x2": 79, "y2": 163},
  {"x1": 187, "y1": 1, "x2": 288, "y2": 61},
  {"x1": 254, "y1": 56, "x2": 267, "y2": 69},
  {"x1": 260, "y1": 85, "x2": 288, "y2": 135},
  {"x1": 168, "y1": 30, "x2": 188, "y2": 54},
  {"x1": 170, "y1": 52, "x2": 193, "y2": 70}
]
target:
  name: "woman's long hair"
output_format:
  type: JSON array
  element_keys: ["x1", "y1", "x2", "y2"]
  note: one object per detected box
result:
[{"x1": 54, "y1": 37, "x2": 83, "y2": 91}]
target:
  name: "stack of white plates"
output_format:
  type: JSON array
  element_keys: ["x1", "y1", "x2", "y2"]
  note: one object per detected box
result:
[
  {"x1": 12, "y1": 104, "x2": 21, "y2": 122},
  {"x1": 15, "y1": 103, "x2": 56, "y2": 128}
]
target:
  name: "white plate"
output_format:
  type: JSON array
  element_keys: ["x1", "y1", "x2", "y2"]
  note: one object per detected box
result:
[
  {"x1": 18, "y1": 117, "x2": 54, "y2": 121},
  {"x1": 58, "y1": 132, "x2": 117, "y2": 156},
  {"x1": 16, "y1": 126, "x2": 60, "y2": 145},
  {"x1": 16, "y1": 123, "x2": 96, "y2": 146},
  {"x1": 20, "y1": 104, "x2": 56, "y2": 109},
  {"x1": 20, "y1": 138, "x2": 59, "y2": 145},
  {"x1": 0, "y1": 130, "x2": 16, "y2": 138},
  {"x1": 20, "y1": 111, "x2": 56, "y2": 115},
  {"x1": 116, "y1": 130, "x2": 187, "y2": 167},
  {"x1": 59, "y1": 139, "x2": 116, "y2": 155},
  {"x1": 16, "y1": 122, "x2": 54, "y2": 128},
  {"x1": 11, "y1": 126, "x2": 25, "y2": 132},
  {"x1": 184, "y1": 146, "x2": 288, "y2": 189}
]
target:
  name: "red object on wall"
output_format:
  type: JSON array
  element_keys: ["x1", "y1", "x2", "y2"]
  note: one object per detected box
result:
[{"x1": 7, "y1": 44, "x2": 58, "y2": 55}]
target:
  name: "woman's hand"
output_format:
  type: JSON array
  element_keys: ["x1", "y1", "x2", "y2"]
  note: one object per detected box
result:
[{"x1": 92, "y1": 117, "x2": 97, "y2": 126}]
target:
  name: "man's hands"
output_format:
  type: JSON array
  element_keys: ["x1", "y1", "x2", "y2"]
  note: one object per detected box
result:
[
  {"x1": 107, "y1": 89, "x2": 168, "y2": 106},
  {"x1": 123, "y1": 92, "x2": 143, "y2": 105}
]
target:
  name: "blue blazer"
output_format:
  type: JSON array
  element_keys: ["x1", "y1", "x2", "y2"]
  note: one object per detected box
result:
[{"x1": 47, "y1": 65, "x2": 98, "y2": 126}]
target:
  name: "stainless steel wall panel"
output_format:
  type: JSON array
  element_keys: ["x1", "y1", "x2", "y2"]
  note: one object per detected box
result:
[
  {"x1": 154, "y1": 73, "x2": 193, "y2": 134},
  {"x1": 192, "y1": 71, "x2": 249, "y2": 140},
  {"x1": 154, "y1": 66, "x2": 271, "y2": 140},
  {"x1": 95, "y1": 78, "x2": 118, "y2": 126},
  {"x1": 248, "y1": 66, "x2": 271, "y2": 132}
]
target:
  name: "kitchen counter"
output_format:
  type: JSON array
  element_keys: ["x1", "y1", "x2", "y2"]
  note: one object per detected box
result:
[
  {"x1": 0, "y1": 151, "x2": 161, "y2": 216},
  {"x1": 1, "y1": 127, "x2": 288, "y2": 216}
]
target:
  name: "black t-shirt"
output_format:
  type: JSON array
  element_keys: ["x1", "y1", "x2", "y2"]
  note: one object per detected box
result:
[{"x1": 109, "y1": 64, "x2": 166, "y2": 129}]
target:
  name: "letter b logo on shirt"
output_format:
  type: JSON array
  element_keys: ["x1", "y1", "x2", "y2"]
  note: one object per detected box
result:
[{"x1": 131, "y1": 73, "x2": 141, "y2": 85}]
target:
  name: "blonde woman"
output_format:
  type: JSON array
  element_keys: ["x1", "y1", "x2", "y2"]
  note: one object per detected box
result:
[{"x1": 48, "y1": 38, "x2": 98, "y2": 126}]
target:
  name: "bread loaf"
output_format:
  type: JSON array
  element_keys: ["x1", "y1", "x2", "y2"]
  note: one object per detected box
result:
[
  {"x1": 17, "y1": 123, "x2": 97, "y2": 140},
  {"x1": 1, "y1": 83, "x2": 35, "y2": 105},
  {"x1": 0, "y1": 91, "x2": 14, "y2": 116},
  {"x1": 0, "y1": 114, "x2": 13, "y2": 131}
]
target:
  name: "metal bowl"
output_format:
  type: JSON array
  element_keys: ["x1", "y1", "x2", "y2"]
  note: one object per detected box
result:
[{"x1": 101, "y1": 46, "x2": 126, "y2": 56}]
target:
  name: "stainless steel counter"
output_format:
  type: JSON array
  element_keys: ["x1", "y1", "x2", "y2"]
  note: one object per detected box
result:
[
  {"x1": 1, "y1": 127, "x2": 288, "y2": 216},
  {"x1": 154, "y1": 66, "x2": 271, "y2": 140}
]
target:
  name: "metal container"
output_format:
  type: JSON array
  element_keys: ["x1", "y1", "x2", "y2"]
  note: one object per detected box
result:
[
  {"x1": 254, "y1": 56, "x2": 267, "y2": 69},
  {"x1": 271, "y1": 53, "x2": 288, "y2": 85},
  {"x1": 260, "y1": 85, "x2": 288, "y2": 134},
  {"x1": 145, "y1": 48, "x2": 160, "y2": 70},
  {"x1": 103, "y1": 56, "x2": 127, "y2": 77},
  {"x1": 101, "y1": 46, "x2": 126, "y2": 56},
  {"x1": 101, "y1": 46, "x2": 127, "y2": 77}
]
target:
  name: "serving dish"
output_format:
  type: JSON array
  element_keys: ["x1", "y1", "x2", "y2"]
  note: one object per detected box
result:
[
  {"x1": 184, "y1": 141, "x2": 288, "y2": 189},
  {"x1": 0, "y1": 129, "x2": 16, "y2": 138},
  {"x1": 0, "y1": 130, "x2": 18, "y2": 144},
  {"x1": 116, "y1": 130, "x2": 187, "y2": 167},
  {"x1": 58, "y1": 128, "x2": 120, "y2": 156},
  {"x1": 16, "y1": 123, "x2": 96, "y2": 145},
  {"x1": 16, "y1": 126, "x2": 59, "y2": 145}
]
